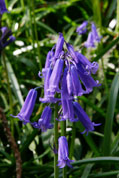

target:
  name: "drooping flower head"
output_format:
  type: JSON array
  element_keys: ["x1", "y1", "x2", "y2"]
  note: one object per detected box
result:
[
  {"x1": 57, "y1": 136, "x2": 74, "y2": 168},
  {"x1": 54, "y1": 32, "x2": 64, "y2": 59},
  {"x1": 48, "y1": 58, "x2": 64, "y2": 97},
  {"x1": 60, "y1": 68, "x2": 78, "y2": 122},
  {"x1": 11, "y1": 89, "x2": 37, "y2": 124},
  {"x1": 84, "y1": 23, "x2": 101, "y2": 48},
  {"x1": 84, "y1": 32, "x2": 95, "y2": 48},
  {"x1": 76, "y1": 21, "x2": 88, "y2": 35},
  {"x1": 0, "y1": 0, "x2": 8, "y2": 16},
  {"x1": 31, "y1": 106, "x2": 53, "y2": 132},
  {"x1": 38, "y1": 32, "x2": 101, "y2": 131},
  {"x1": 77, "y1": 65, "x2": 100, "y2": 94},
  {"x1": 75, "y1": 52, "x2": 99, "y2": 74},
  {"x1": 76, "y1": 21, "x2": 101, "y2": 48},
  {"x1": 73, "y1": 102, "x2": 101, "y2": 135},
  {"x1": 91, "y1": 23, "x2": 101, "y2": 42},
  {"x1": 0, "y1": 27, "x2": 15, "y2": 50}
]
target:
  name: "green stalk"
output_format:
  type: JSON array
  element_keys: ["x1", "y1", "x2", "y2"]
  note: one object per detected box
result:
[
  {"x1": 32, "y1": 0, "x2": 42, "y2": 71},
  {"x1": 61, "y1": 121, "x2": 67, "y2": 178},
  {"x1": 61, "y1": 121, "x2": 66, "y2": 136},
  {"x1": 54, "y1": 104, "x2": 59, "y2": 178},
  {"x1": 27, "y1": 0, "x2": 35, "y2": 58},
  {"x1": 69, "y1": 123, "x2": 75, "y2": 159},
  {"x1": 5, "y1": 0, "x2": 8, "y2": 8},
  {"x1": 92, "y1": 0, "x2": 109, "y2": 95},
  {"x1": 116, "y1": 0, "x2": 119, "y2": 33},
  {"x1": 2, "y1": 52, "x2": 14, "y2": 134},
  {"x1": 101, "y1": 58, "x2": 109, "y2": 95},
  {"x1": 92, "y1": 0, "x2": 101, "y2": 27},
  {"x1": 20, "y1": 0, "x2": 25, "y2": 10}
]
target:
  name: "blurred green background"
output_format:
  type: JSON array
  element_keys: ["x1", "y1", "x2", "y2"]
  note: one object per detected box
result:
[{"x1": 0, "y1": 0, "x2": 119, "y2": 177}]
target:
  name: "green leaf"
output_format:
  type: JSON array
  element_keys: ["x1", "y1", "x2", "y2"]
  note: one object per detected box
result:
[
  {"x1": 0, "y1": 150, "x2": 12, "y2": 161},
  {"x1": 77, "y1": 124, "x2": 100, "y2": 156},
  {"x1": 78, "y1": 96, "x2": 105, "y2": 117},
  {"x1": 111, "y1": 132, "x2": 119, "y2": 155},
  {"x1": 93, "y1": 37, "x2": 119, "y2": 61},
  {"x1": 5, "y1": 57, "x2": 24, "y2": 107},
  {"x1": 36, "y1": 21, "x2": 57, "y2": 34},
  {"x1": 21, "y1": 79, "x2": 43, "y2": 87},
  {"x1": 81, "y1": 164, "x2": 94, "y2": 178},
  {"x1": 20, "y1": 129, "x2": 38, "y2": 156},
  {"x1": 0, "y1": 92, "x2": 9, "y2": 109},
  {"x1": 92, "y1": 0, "x2": 101, "y2": 27},
  {"x1": 72, "y1": 156, "x2": 119, "y2": 165},
  {"x1": 64, "y1": 26, "x2": 76, "y2": 43},
  {"x1": 89, "y1": 170, "x2": 119, "y2": 177},
  {"x1": 105, "y1": 0, "x2": 117, "y2": 24},
  {"x1": 103, "y1": 73, "x2": 119, "y2": 155}
]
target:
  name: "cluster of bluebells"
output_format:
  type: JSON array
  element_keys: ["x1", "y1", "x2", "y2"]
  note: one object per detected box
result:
[
  {"x1": 0, "y1": 0, "x2": 15, "y2": 51},
  {"x1": 11, "y1": 29, "x2": 101, "y2": 168},
  {"x1": 76, "y1": 21, "x2": 101, "y2": 48}
]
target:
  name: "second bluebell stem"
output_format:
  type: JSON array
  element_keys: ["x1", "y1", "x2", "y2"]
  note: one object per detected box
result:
[
  {"x1": 69, "y1": 122, "x2": 75, "y2": 159},
  {"x1": 61, "y1": 121, "x2": 67, "y2": 178},
  {"x1": 54, "y1": 104, "x2": 59, "y2": 178}
]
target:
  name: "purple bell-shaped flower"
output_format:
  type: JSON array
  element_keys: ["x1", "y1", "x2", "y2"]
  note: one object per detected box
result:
[
  {"x1": 76, "y1": 21, "x2": 88, "y2": 35},
  {"x1": 57, "y1": 136, "x2": 74, "y2": 168},
  {"x1": 0, "y1": 27, "x2": 15, "y2": 50},
  {"x1": 31, "y1": 106, "x2": 53, "y2": 132},
  {"x1": 0, "y1": 0, "x2": 8, "y2": 15},
  {"x1": 11, "y1": 89, "x2": 37, "y2": 124},
  {"x1": 73, "y1": 102, "x2": 101, "y2": 135}
]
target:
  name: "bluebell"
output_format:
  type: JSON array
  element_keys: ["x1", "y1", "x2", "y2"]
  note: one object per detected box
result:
[
  {"x1": 0, "y1": 27, "x2": 15, "y2": 50},
  {"x1": 0, "y1": 0, "x2": 8, "y2": 15},
  {"x1": 31, "y1": 106, "x2": 53, "y2": 132},
  {"x1": 76, "y1": 21, "x2": 88, "y2": 35},
  {"x1": 73, "y1": 102, "x2": 100, "y2": 135},
  {"x1": 57, "y1": 136, "x2": 74, "y2": 168},
  {"x1": 11, "y1": 89, "x2": 37, "y2": 124}
]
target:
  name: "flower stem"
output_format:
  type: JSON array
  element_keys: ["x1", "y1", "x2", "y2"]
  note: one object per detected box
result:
[
  {"x1": 92, "y1": 0, "x2": 109, "y2": 95},
  {"x1": 69, "y1": 122, "x2": 75, "y2": 159},
  {"x1": 54, "y1": 104, "x2": 59, "y2": 178},
  {"x1": 27, "y1": 0, "x2": 35, "y2": 59},
  {"x1": 61, "y1": 121, "x2": 66, "y2": 136},
  {"x1": 5, "y1": 0, "x2": 8, "y2": 8},
  {"x1": 61, "y1": 121, "x2": 67, "y2": 178},
  {"x1": 2, "y1": 51, "x2": 14, "y2": 134},
  {"x1": 92, "y1": 0, "x2": 101, "y2": 27},
  {"x1": 20, "y1": 0, "x2": 25, "y2": 10},
  {"x1": 31, "y1": 0, "x2": 42, "y2": 71},
  {"x1": 116, "y1": 0, "x2": 119, "y2": 33}
]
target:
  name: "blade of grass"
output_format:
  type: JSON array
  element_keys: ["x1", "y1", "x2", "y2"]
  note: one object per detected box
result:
[
  {"x1": 36, "y1": 21, "x2": 57, "y2": 34},
  {"x1": 105, "y1": 0, "x2": 117, "y2": 26},
  {"x1": 116, "y1": 0, "x2": 119, "y2": 33},
  {"x1": 89, "y1": 170, "x2": 119, "y2": 177},
  {"x1": 5, "y1": 57, "x2": 24, "y2": 107},
  {"x1": 64, "y1": 26, "x2": 76, "y2": 43},
  {"x1": 92, "y1": 0, "x2": 101, "y2": 27},
  {"x1": 77, "y1": 124, "x2": 100, "y2": 156},
  {"x1": 81, "y1": 164, "x2": 94, "y2": 178},
  {"x1": 111, "y1": 131, "x2": 119, "y2": 154},
  {"x1": 93, "y1": 36, "x2": 119, "y2": 61},
  {"x1": 103, "y1": 73, "x2": 119, "y2": 156},
  {"x1": 20, "y1": 129, "x2": 38, "y2": 155},
  {"x1": 78, "y1": 96, "x2": 105, "y2": 117},
  {"x1": 72, "y1": 156, "x2": 119, "y2": 165}
]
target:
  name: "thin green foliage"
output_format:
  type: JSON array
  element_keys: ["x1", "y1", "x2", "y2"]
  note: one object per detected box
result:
[{"x1": 103, "y1": 73, "x2": 119, "y2": 155}]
